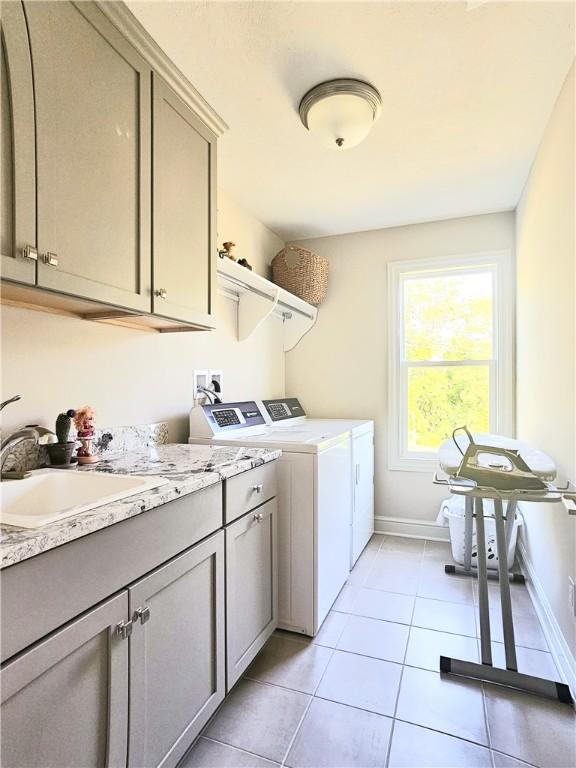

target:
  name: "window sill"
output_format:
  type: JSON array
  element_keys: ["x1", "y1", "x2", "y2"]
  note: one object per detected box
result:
[{"x1": 388, "y1": 455, "x2": 439, "y2": 473}]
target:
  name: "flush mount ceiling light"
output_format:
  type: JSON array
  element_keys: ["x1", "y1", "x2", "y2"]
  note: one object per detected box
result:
[{"x1": 299, "y1": 78, "x2": 382, "y2": 150}]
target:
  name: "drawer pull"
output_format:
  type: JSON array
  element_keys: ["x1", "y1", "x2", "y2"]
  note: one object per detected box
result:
[
  {"x1": 253, "y1": 512, "x2": 264, "y2": 523},
  {"x1": 154, "y1": 288, "x2": 167, "y2": 299},
  {"x1": 43, "y1": 252, "x2": 58, "y2": 267},
  {"x1": 252, "y1": 484, "x2": 263, "y2": 494},
  {"x1": 22, "y1": 245, "x2": 38, "y2": 261}
]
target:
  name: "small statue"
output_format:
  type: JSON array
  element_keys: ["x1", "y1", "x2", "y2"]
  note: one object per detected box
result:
[
  {"x1": 237, "y1": 258, "x2": 253, "y2": 271},
  {"x1": 219, "y1": 241, "x2": 237, "y2": 261},
  {"x1": 74, "y1": 406, "x2": 99, "y2": 464}
]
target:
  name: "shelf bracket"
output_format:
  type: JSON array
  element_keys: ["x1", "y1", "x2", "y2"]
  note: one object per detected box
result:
[
  {"x1": 238, "y1": 288, "x2": 279, "y2": 341},
  {"x1": 282, "y1": 307, "x2": 318, "y2": 351}
]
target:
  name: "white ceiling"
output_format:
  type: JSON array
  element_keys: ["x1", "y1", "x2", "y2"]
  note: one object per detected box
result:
[{"x1": 128, "y1": 1, "x2": 575, "y2": 240}]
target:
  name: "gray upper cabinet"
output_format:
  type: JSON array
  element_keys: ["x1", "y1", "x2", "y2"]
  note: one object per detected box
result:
[
  {"x1": 128, "y1": 531, "x2": 225, "y2": 768},
  {"x1": 152, "y1": 75, "x2": 217, "y2": 327},
  {"x1": 1, "y1": 0, "x2": 37, "y2": 284},
  {"x1": 24, "y1": 0, "x2": 152, "y2": 311},
  {"x1": 226, "y1": 498, "x2": 278, "y2": 690},
  {"x1": 0, "y1": 592, "x2": 129, "y2": 768}
]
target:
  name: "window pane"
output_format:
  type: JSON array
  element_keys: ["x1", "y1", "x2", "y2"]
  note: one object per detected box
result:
[
  {"x1": 404, "y1": 271, "x2": 493, "y2": 361},
  {"x1": 407, "y1": 365, "x2": 490, "y2": 452}
]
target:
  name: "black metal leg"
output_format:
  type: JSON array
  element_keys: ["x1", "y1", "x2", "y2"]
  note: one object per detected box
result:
[
  {"x1": 474, "y1": 497, "x2": 492, "y2": 665},
  {"x1": 494, "y1": 498, "x2": 518, "y2": 671},
  {"x1": 440, "y1": 656, "x2": 574, "y2": 705}
]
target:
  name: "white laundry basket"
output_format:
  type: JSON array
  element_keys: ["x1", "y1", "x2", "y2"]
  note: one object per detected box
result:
[{"x1": 439, "y1": 496, "x2": 523, "y2": 570}]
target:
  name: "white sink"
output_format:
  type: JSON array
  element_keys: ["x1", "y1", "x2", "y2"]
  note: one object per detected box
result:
[{"x1": 0, "y1": 469, "x2": 169, "y2": 529}]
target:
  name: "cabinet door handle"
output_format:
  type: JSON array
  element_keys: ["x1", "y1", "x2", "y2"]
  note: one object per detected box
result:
[
  {"x1": 115, "y1": 619, "x2": 133, "y2": 640},
  {"x1": 252, "y1": 484, "x2": 263, "y2": 494},
  {"x1": 43, "y1": 252, "x2": 58, "y2": 267},
  {"x1": 253, "y1": 512, "x2": 264, "y2": 523},
  {"x1": 154, "y1": 288, "x2": 167, "y2": 299},
  {"x1": 133, "y1": 606, "x2": 151, "y2": 625},
  {"x1": 22, "y1": 245, "x2": 38, "y2": 261}
]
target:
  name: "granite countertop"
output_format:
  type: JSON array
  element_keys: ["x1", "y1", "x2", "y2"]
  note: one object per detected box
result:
[{"x1": 0, "y1": 444, "x2": 281, "y2": 569}]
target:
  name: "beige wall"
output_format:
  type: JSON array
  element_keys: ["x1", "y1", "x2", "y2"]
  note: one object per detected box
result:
[
  {"x1": 0, "y1": 191, "x2": 285, "y2": 440},
  {"x1": 286, "y1": 212, "x2": 515, "y2": 532},
  {"x1": 516, "y1": 64, "x2": 575, "y2": 666}
]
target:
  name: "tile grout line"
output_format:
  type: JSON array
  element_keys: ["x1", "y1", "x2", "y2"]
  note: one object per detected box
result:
[
  {"x1": 283, "y1": 535, "x2": 392, "y2": 768},
  {"x1": 278, "y1": 628, "x2": 342, "y2": 767},
  {"x1": 384, "y1": 541, "x2": 424, "y2": 767},
  {"x1": 198, "y1": 735, "x2": 281, "y2": 766},
  {"x1": 392, "y1": 715, "x2": 498, "y2": 752}
]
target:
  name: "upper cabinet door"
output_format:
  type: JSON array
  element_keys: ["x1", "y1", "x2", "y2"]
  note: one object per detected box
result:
[
  {"x1": 1, "y1": 0, "x2": 36, "y2": 284},
  {"x1": 152, "y1": 75, "x2": 217, "y2": 327},
  {"x1": 25, "y1": 0, "x2": 152, "y2": 312}
]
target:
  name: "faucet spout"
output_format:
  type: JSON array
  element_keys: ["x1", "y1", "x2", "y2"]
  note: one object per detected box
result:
[{"x1": 0, "y1": 395, "x2": 21, "y2": 412}]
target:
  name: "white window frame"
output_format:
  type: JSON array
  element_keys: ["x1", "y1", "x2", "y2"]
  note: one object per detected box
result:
[{"x1": 387, "y1": 250, "x2": 515, "y2": 472}]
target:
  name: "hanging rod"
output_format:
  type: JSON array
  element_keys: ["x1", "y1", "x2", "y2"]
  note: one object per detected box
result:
[{"x1": 218, "y1": 270, "x2": 316, "y2": 321}]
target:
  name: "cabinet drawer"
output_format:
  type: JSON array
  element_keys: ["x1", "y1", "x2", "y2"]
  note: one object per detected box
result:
[{"x1": 224, "y1": 462, "x2": 277, "y2": 524}]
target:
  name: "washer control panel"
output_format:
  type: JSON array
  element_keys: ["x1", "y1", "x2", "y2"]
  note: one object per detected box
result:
[
  {"x1": 203, "y1": 401, "x2": 265, "y2": 434},
  {"x1": 261, "y1": 398, "x2": 306, "y2": 423}
]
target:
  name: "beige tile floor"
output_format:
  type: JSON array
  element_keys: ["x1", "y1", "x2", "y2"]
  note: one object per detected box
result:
[{"x1": 182, "y1": 535, "x2": 576, "y2": 768}]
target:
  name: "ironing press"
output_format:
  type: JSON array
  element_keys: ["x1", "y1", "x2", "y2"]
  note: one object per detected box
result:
[
  {"x1": 452, "y1": 426, "x2": 547, "y2": 492},
  {"x1": 434, "y1": 427, "x2": 573, "y2": 705}
]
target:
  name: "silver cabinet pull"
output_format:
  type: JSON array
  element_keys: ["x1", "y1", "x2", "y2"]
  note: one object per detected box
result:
[
  {"x1": 252, "y1": 484, "x2": 263, "y2": 494},
  {"x1": 253, "y1": 512, "x2": 264, "y2": 522},
  {"x1": 115, "y1": 619, "x2": 133, "y2": 640},
  {"x1": 43, "y1": 252, "x2": 58, "y2": 267},
  {"x1": 154, "y1": 288, "x2": 167, "y2": 299},
  {"x1": 133, "y1": 606, "x2": 151, "y2": 625},
  {"x1": 22, "y1": 245, "x2": 38, "y2": 261}
]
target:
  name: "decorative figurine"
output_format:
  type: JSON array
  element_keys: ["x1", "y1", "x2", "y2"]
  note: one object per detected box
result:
[
  {"x1": 237, "y1": 258, "x2": 253, "y2": 271},
  {"x1": 219, "y1": 241, "x2": 237, "y2": 261},
  {"x1": 46, "y1": 409, "x2": 77, "y2": 466},
  {"x1": 74, "y1": 406, "x2": 99, "y2": 464}
]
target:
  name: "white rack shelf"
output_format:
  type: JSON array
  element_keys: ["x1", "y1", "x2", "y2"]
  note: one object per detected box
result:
[{"x1": 217, "y1": 258, "x2": 318, "y2": 351}]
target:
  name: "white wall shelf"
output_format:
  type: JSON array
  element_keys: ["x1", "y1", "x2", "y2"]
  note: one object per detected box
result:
[{"x1": 217, "y1": 258, "x2": 318, "y2": 351}]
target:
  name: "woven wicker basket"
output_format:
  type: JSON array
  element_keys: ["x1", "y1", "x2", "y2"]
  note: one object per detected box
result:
[{"x1": 271, "y1": 246, "x2": 328, "y2": 306}]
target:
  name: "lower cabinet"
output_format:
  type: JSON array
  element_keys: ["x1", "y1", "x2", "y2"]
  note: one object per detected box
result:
[
  {"x1": 128, "y1": 531, "x2": 225, "y2": 768},
  {"x1": 225, "y1": 499, "x2": 278, "y2": 690},
  {"x1": 0, "y1": 593, "x2": 129, "y2": 768},
  {"x1": 0, "y1": 531, "x2": 226, "y2": 768},
  {"x1": 0, "y1": 468, "x2": 278, "y2": 768}
]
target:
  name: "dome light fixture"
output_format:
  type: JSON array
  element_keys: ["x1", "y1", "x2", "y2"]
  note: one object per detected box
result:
[{"x1": 299, "y1": 78, "x2": 382, "y2": 150}]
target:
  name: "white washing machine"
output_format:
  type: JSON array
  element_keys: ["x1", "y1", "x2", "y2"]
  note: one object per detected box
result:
[{"x1": 189, "y1": 398, "x2": 373, "y2": 636}]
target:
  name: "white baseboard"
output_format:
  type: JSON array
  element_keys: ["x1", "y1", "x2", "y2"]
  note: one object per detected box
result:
[
  {"x1": 517, "y1": 539, "x2": 576, "y2": 697},
  {"x1": 375, "y1": 515, "x2": 450, "y2": 541}
]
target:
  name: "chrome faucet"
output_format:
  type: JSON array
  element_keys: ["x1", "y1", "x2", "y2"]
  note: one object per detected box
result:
[
  {"x1": 0, "y1": 395, "x2": 21, "y2": 412},
  {"x1": 0, "y1": 396, "x2": 55, "y2": 478}
]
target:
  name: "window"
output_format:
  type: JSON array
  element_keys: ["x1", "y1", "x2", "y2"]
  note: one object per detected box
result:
[{"x1": 388, "y1": 252, "x2": 514, "y2": 471}]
